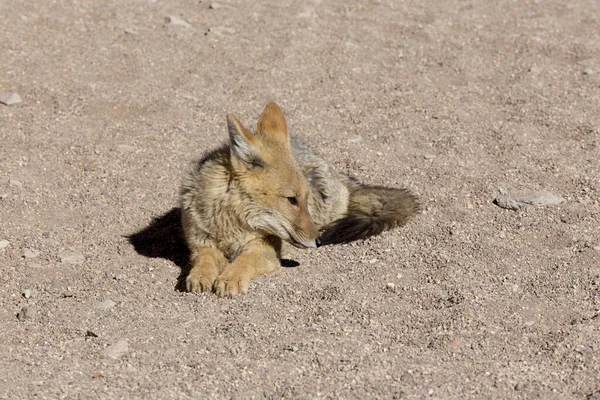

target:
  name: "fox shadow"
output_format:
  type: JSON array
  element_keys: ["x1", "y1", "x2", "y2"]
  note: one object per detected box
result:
[{"x1": 127, "y1": 207, "x2": 299, "y2": 292}]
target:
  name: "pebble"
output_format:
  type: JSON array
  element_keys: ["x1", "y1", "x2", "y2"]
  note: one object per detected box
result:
[
  {"x1": 104, "y1": 339, "x2": 129, "y2": 359},
  {"x1": 348, "y1": 135, "x2": 363, "y2": 144},
  {"x1": 17, "y1": 306, "x2": 35, "y2": 321},
  {"x1": 297, "y1": 6, "x2": 316, "y2": 18},
  {"x1": 423, "y1": 154, "x2": 437, "y2": 160},
  {"x1": 116, "y1": 144, "x2": 136, "y2": 153},
  {"x1": 23, "y1": 289, "x2": 31, "y2": 299},
  {"x1": 583, "y1": 68, "x2": 594, "y2": 75},
  {"x1": 0, "y1": 92, "x2": 22, "y2": 106},
  {"x1": 97, "y1": 299, "x2": 117, "y2": 310},
  {"x1": 386, "y1": 282, "x2": 396, "y2": 291},
  {"x1": 22, "y1": 248, "x2": 40, "y2": 259},
  {"x1": 166, "y1": 15, "x2": 191, "y2": 28},
  {"x1": 593, "y1": 245, "x2": 600, "y2": 252},
  {"x1": 209, "y1": 2, "x2": 225, "y2": 9},
  {"x1": 9, "y1": 179, "x2": 23, "y2": 188},
  {"x1": 493, "y1": 191, "x2": 565, "y2": 211},
  {"x1": 0, "y1": 193, "x2": 8, "y2": 200},
  {"x1": 209, "y1": 26, "x2": 236, "y2": 35},
  {"x1": 58, "y1": 251, "x2": 86, "y2": 264},
  {"x1": 0, "y1": 240, "x2": 9, "y2": 250}
]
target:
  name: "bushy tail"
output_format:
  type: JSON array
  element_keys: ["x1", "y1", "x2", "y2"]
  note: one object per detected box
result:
[{"x1": 317, "y1": 184, "x2": 419, "y2": 246}]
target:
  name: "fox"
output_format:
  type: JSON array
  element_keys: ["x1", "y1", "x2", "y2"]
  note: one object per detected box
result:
[{"x1": 180, "y1": 102, "x2": 419, "y2": 297}]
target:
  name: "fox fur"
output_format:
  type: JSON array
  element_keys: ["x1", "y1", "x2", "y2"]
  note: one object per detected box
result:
[{"x1": 180, "y1": 102, "x2": 418, "y2": 297}]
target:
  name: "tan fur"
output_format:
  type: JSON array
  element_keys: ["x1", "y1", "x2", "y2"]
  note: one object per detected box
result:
[{"x1": 181, "y1": 102, "x2": 418, "y2": 296}]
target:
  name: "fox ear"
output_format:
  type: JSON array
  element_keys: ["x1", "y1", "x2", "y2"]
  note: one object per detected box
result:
[
  {"x1": 257, "y1": 102, "x2": 288, "y2": 142},
  {"x1": 227, "y1": 114, "x2": 264, "y2": 168}
]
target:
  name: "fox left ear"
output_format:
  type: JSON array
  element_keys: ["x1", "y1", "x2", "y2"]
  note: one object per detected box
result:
[
  {"x1": 257, "y1": 102, "x2": 288, "y2": 143},
  {"x1": 227, "y1": 114, "x2": 265, "y2": 169}
]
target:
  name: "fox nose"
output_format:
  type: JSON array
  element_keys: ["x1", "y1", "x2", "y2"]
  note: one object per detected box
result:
[{"x1": 315, "y1": 237, "x2": 323, "y2": 248}]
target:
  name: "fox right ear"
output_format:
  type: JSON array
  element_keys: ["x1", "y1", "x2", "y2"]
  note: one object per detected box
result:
[{"x1": 227, "y1": 114, "x2": 264, "y2": 169}]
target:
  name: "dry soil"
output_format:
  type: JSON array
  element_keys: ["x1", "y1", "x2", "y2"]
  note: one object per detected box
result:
[{"x1": 1, "y1": 0, "x2": 599, "y2": 399}]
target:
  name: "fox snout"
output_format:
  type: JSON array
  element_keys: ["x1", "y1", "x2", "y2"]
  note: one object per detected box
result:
[{"x1": 289, "y1": 211, "x2": 319, "y2": 249}]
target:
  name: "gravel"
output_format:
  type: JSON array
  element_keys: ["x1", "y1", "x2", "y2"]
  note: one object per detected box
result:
[
  {"x1": 493, "y1": 191, "x2": 566, "y2": 210},
  {"x1": 58, "y1": 251, "x2": 86, "y2": 264},
  {"x1": 103, "y1": 340, "x2": 129, "y2": 360},
  {"x1": 0, "y1": 92, "x2": 21, "y2": 106}
]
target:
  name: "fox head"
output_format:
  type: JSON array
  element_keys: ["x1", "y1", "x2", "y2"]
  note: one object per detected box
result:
[{"x1": 226, "y1": 102, "x2": 319, "y2": 249}]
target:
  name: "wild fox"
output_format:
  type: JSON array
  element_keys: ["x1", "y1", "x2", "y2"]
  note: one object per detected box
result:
[{"x1": 180, "y1": 102, "x2": 418, "y2": 297}]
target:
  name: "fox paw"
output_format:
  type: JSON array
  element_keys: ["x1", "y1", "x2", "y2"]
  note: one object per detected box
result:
[
  {"x1": 213, "y1": 273, "x2": 250, "y2": 297},
  {"x1": 186, "y1": 270, "x2": 216, "y2": 293}
]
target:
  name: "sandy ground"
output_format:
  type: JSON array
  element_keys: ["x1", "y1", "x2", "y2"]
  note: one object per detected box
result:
[{"x1": 1, "y1": 0, "x2": 600, "y2": 398}]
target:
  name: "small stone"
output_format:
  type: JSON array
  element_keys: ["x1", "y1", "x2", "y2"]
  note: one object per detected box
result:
[
  {"x1": 124, "y1": 27, "x2": 138, "y2": 35},
  {"x1": 59, "y1": 251, "x2": 86, "y2": 264},
  {"x1": 0, "y1": 92, "x2": 22, "y2": 106},
  {"x1": 587, "y1": 391, "x2": 600, "y2": 400},
  {"x1": 593, "y1": 245, "x2": 600, "y2": 252},
  {"x1": 83, "y1": 160, "x2": 98, "y2": 171},
  {"x1": 9, "y1": 179, "x2": 22, "y2": 188},
  {"x1": 209, "y1": 2, "x2": 224, "y2": 9},
  {"x1": 23, "y1": 289, "x2": 31, "y2": 299},
  {"x1": 22, "y1": 248, "x2": 40, "y2": 259},
  {"x1": 97, "y1": 299, "x2": 117, "y2": 310},
  {"x1": 423, "y1": 154, "x2": 437, "y2": 160},
  {"x1": 297, "y1": 6, "x2": 316, "y2": 18},
  {"x1": 209, "y1": 26, "x2": 235, "y2": 35},
  {"x1": 166, "y1": 15, "x2": 191, "y2": 28},
  {"x1": 86, "y1": 330, "x2": 99, "y2": 338},
  {"x1": 0, "y1": 240, "x2": 9, "y2": 250},
  {"x1": 115, "y1": 273, "x2": 126, "y2": 280},
  {"x1": 103, "y1": 339, "x2": 129, "y2": 359},
  {"x1": 493, "y1": 191, "x2": 565, "y2": 211},
  {"x1": 48, "y1": 280, "x2": 67, "y2": 294},
  {"x1": 17, "y1": 306, "x2": 35, "y2": 321},
  {"x1": 348, "y1": 135, "x2": 363, "y2": 144},
  {"x1": 0, "y1": 193, "x2": 8, "y2": 200},
  {"x1": 116, "y1": 144, "x2": 136, "y2": 153},
  {"x1": 583, "y1": 68, "x2": 594, "y2": 75},
  {"x1": 386, "y1": 282, "x2": 396, "y2": 291}
]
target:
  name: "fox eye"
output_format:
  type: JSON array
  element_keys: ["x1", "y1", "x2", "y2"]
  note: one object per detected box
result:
[
  {"x1": 249, "y1": 157, "x2": 265, "y2": 169},
  {"x1": 287, "y1": 196, "x2": 298, "y2": 206}
]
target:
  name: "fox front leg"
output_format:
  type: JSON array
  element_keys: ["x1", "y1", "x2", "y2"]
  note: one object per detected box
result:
[
  {"x1": 186, "y1": 245, "x2": 228, "y2": 293},
  {"x1": 213, "y1": 237, "x2": 282, "y2": 297}
]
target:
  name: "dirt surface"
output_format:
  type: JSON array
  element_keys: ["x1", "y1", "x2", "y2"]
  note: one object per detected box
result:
[{"x1": 1, "y1": 0, "x2": 599, "y2": 398}]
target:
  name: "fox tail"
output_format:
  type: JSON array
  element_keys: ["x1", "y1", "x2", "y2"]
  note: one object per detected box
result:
[{"x1": 317, "y1": 183, "x2": 419, "y2": 246}]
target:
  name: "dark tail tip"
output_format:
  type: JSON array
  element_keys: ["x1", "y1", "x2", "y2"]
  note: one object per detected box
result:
[
  {"x1": 317, "y1": 214, "x2": 382, "y2": 246},
  {"x1": 315, "y1": 237, "x2": 323, "y2": 248},
  {"x1": 317, "y1": 185, "x2": 419, "y2": 246}
]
